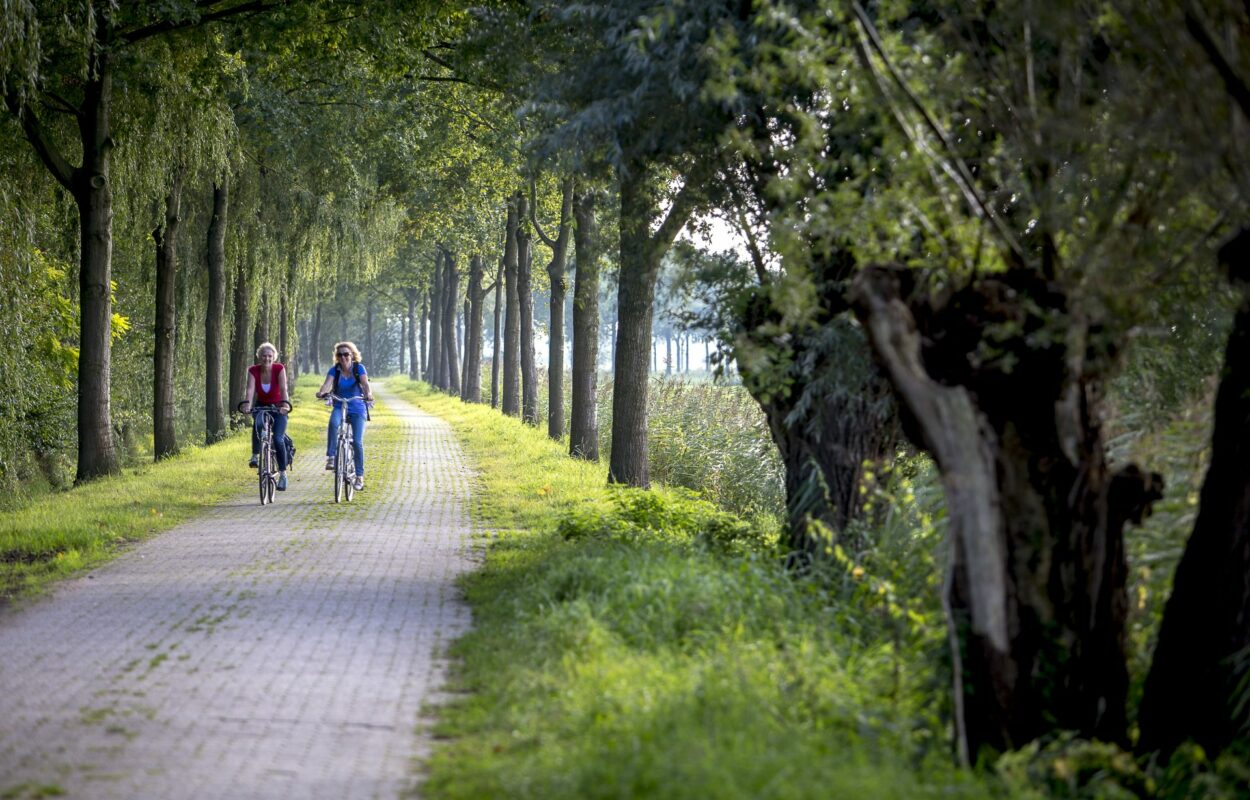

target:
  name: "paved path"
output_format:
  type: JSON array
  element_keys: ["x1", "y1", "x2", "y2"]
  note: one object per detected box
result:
[{"x1": 0, "y1": 386, "x2": 474, "y2": 799}]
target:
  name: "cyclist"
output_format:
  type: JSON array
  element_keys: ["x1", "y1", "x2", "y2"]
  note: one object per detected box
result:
[
  {"x1": 239, "y1": 341, "x2": 291, "y2": 491},
  {"x1": 314, "y1": 340, "x2": 374, "y2": 491}
]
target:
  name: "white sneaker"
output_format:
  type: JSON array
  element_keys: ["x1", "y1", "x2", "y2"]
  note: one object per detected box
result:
[{"x1": 353, "y1": 476, "x2": 364, "y2": 491}]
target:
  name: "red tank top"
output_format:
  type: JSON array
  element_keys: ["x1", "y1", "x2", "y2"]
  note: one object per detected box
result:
[{"x1": 248, "y1": 363, "x2": 285, "y2": 405}]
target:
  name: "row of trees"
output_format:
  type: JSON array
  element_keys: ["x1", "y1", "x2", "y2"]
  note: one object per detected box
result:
[{"x1": 6, "y1": 0, "x2": 1249, "y2": 777}]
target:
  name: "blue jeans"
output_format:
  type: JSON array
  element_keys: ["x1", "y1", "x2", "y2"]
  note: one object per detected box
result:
[
  {"x1": 327, "y1": 408, "x2": 366, "y2": 476},
  {"x1": 252, "y1": 410, "x2": 289, "y2": 470}
]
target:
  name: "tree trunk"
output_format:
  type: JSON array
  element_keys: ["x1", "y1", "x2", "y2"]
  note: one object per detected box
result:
[
  {"x1": 418, "y1": 294, "x2": 428, "y2": 380},
  {"x1": 406, "y1": 289, "x2": 419, "y2": 379},
  {"x1": 311, "y1": 303, "x2": 322, "y2": 374},
  {"x1": 281, "y1": 253, "x2": 296, "y2": 381},
  {"x1": 365, "y1": 295, "x2": 375, "y2": 367},
  {"x1": 731, "y1": 250, "x2": 900, "y2": 557},
  {"x1": 544, "y1": 177, "x2": 574, "y2": 439},
  {"x1": 204, "y1": 179, "x2": 228, "y2": 444},
  {"x1": 517, "y1": 194, "x2": 538, "y2": 425},
  {"x1": 850, "y1": 264, "x2": 1163, "y2": 762},
  {"x1": 570, "y1": 189, "x2": 601, "y2": 461},
  {"x1": 609, "y1": 164, "x2": 699, "y2": 486},
  {"x1": 503, "y1": 196, "x2": 522, "y2": 416},
  {"x1": 1138, "y1": 228, "x2": 1250, "y2": 759},
  {"x1": 152, "y1": 173, "x2": 183, "y2": 460},
  {"x1": 253, "y1": 290, "x2": 269, "y2": 351},
  {"x1": 5, "y1": 15, "x2": 120, "y2": 480},
  {"x1": 464, "y1": 255, "x2": 487, "y2": 403},
  {"x1": 442, "y1": 248, "x2": 461, "y2": 395},
  {"x1": 492, "y1": 258, "x2": 503, "y2": 410},
  {"x1": 428, "y1": 251, "x2": 444, "y2": 386},
  {"x1": 74, "y1": 49, "x2": 119, "y2": 480},
  {"x1": 228, "y1": 258, "x2": 250, "y2": 412}
]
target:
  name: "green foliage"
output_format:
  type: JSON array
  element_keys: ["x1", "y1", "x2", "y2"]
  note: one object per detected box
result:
[
  {"x1": 558, "y1": 486, "x2": 774, "y2": 556},
  {"x1": 390, "y1": 377, "x2": 992, "y2": 800}
]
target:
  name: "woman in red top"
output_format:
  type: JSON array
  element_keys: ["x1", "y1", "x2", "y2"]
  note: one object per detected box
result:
[{"x1": 239, "y1": 341, "x2": 291, "y2": 490}]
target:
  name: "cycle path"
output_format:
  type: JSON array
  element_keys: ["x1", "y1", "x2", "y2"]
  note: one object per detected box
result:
[{"x1": 0, "y1": 385, "x2": 474, "y2": 799}]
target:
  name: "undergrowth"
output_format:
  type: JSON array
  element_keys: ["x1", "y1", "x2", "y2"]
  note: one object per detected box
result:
[{"x1": 388, "y1": 377, "x2": 991, "y2": 799}]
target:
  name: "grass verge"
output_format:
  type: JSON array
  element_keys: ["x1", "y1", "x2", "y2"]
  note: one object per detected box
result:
[
  {"x1": 0, "y1": 377, "x2": 327, "y2": 604},
  {"x1": 386, "y1": 377, "x2": 995, "y2": 800}
]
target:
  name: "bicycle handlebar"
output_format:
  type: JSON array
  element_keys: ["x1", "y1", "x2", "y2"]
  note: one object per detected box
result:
[
  {"x1": 237, "y1": 400, "x2": 292, "y2": 414},
  {"x1": 319, "y1": 393, "x2": 373, "y2": 421}
]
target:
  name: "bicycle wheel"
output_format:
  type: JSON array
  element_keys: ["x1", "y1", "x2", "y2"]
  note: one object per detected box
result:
[
  {"x1": 259, "y1": 444, "x2": 271, "y2": 505},
  {"x1": 344, "y1": 452, "x2": 355, "y2": 503},
  {"x1": 334, "y1": 446, "x2": 346, "y2": 503}
]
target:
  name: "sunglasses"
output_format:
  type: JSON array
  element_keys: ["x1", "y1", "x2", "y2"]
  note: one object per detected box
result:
[{"x1": 337, "y1": 352, "x2": 352, "y2": 358}]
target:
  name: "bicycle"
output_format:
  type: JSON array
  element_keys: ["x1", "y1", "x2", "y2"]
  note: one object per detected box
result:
[
  {"x1": 238, "y1": 400, "x2": 291, "y2": 505},
  {"x1": 320, "y1": 393, "x2": 369, "y2": 503}
]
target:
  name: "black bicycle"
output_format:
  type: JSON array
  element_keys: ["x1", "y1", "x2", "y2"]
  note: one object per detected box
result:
[{"x1": 238, "y1": 400, "x2": 291, "y2": 505}]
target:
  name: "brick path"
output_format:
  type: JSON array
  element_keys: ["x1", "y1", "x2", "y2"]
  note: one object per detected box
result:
[{"x1": 0, "y1": 386, "x2": 474, "y2": 799}]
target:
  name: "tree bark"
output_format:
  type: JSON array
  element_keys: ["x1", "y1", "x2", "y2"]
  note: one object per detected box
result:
[
  {"x1": 517, "y1": 194, "x2": 538, "y2": 425},
  {"x1": 152, "y1": 174, "x2": 183, "y2": 460},
  {"x1": 732, "y1": 249, "x2": 900, "y2": 557},
  {"x1": 609, "y1": 164, "x2": 700, "y2": 486},
  {"x1": 406, "y1": 288, "x2": 420, "y2": 379},
  {"x1": 204, "y1": 178, "x2": 228, "y2": 444},
  {"x1": 536, "y1": 178, "x2": 574, "y2": 439},
  {"x1": 570, "y1": 189, "x2": 601, "y2": 461},
  {"x1": 311, "y1": 302, "x2": 322, "y2": 374},
  {"x1": 365, "y1": 295, "x2": 375, "y2": 367},
  {"x1": 502, "y1": 196, "x2": 522, "y2": 416},
  {"x1": 1138, "y1": 228, "x2": 1250, "y2": 759},
  {"x1": 492, "y1": 258, "x2": 503, "y2": 409},
  {"x1": 463, "y1": 255, "x2": 487, "y2": 402},
  {"x1": 228, "y1": 258, "x2": 250, "y2": 411},
  {"x1": 253, "y1": 290, "x2": 269, "y2": 352},
  {"x1": 65, "y1": 39, "x2": 119, "y2": 480},
  {"x1": 850, "y1": 264, "x2": 1162, "y2": 761},
  {"x1": 442, "y1": 248, "x2": 461, "y2": 395},
  {"x1": 428, "y1": 250, "x2": 444, "y2": 386},
  {"x1": 418, "y1": 294, "x2": 428, "y2": 380}
]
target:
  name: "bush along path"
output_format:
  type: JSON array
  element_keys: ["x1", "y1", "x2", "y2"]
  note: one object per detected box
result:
[{"x1": 0, "y1": 382, "x2": 473, "y2": 799}]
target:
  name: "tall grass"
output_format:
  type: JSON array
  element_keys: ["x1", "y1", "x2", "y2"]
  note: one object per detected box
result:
[
  {"x1": 387, "y1": 377, "x2": 995, "y2": 800},
  {"x1": 475, "y1": 364, "x2": 784, "y2": 521}
]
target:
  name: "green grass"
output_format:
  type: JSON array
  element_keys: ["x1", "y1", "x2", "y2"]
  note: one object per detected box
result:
[
  {"x1": 387, "y1": 377, "x2": 996, "y2": 800},
  {"x1": 0, "y1": 376, "x2": 328, "y2": 603}
]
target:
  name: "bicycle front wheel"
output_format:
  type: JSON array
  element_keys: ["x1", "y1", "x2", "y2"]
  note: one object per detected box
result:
[{"x1": 334, "y1": 448, "x2": 346, "y2": 503}]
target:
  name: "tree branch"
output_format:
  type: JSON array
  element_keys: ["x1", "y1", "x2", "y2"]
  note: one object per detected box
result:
[
  {"x1": 4, "y1": 92, "x2": 74, "y2": 192},
  {"x1": 120, "y1": 0, "x2": 286, "y2": 45},
  {"x1": 1183, "y1": 0, "x2": 1250, "y2": 122},
  {"x1": 529, "y1": 179, "x2": 557, "y2": 247},
  {"x1": 850, "y1": 2, "x2": 1029, "y2": 268}
]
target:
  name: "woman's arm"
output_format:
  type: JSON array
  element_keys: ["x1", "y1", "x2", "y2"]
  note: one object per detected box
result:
[
  {"x1": 359, "y1": 372, "x2": 374, "y2": 402},
  {"x1": 315, "y1": 372, "x2": 334, "y2": 398}
]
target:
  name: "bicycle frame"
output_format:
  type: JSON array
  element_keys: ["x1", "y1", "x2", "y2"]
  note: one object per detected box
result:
[
  {"x1": 239, "y1": 400, "x2": 290, "y2": 506},
  {"x1": 325, "y1": 394, "x2": 358, "y2": 503}
]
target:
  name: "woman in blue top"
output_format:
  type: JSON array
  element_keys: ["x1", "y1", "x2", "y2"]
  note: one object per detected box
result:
[{"x1": 315, "y1": 341, "x2": 374, "y2": 491}]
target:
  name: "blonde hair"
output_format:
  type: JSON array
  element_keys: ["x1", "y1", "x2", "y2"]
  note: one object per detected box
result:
[
  {"x1": 255, "y1": 341, "x2": 278, "y2": 359},
  {"x1": 333, "y1": 341, "x2": 361, "y2": 364}
]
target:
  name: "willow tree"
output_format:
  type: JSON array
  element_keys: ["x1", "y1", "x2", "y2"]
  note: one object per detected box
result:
[{"x1": 0, "y1": 0, "x2": 296, "y2": 481}]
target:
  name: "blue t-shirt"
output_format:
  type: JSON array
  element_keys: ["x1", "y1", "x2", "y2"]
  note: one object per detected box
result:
[{"x1": 327, "y1": 363, "x2": 368, "y2": 415}]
